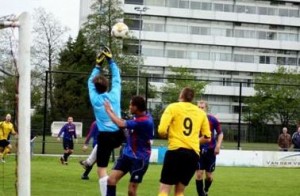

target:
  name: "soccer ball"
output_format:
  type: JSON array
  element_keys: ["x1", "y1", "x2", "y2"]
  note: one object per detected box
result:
[{"x1": 111, "y1": 22, "x2": 129, "y2": 38}]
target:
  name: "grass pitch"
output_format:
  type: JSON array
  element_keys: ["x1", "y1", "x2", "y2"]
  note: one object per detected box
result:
[{"x1": 0, "y1": 156, "x2": 299, "y2": 196}]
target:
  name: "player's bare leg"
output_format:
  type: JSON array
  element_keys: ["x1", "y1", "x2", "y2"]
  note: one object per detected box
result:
[
  {"x1": 128, "y1": 182, "x2": 138, "y2": 196},
  {"x1": 174, "y1": 183, "x2": 185, "y2": 196},
  {"x1": 158, "y1": 183, "x2": 171, "y2": 196}
]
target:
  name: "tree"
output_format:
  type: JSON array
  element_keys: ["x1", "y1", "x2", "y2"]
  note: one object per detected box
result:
[
  {"x1": 147, "y1": 66, "x2": 207, "y2": 136},
  {"x1": 161, "y1": 66, "x2": 207, "y2": 104},
  {"x1": 245, "y1": 66, "x2": 300, "y2": 128},
  {"x1": 0, "y1": 29, "x2": 18, "y2": 116},
  {"x1": 32, "y1": 7, "x2": 69, "y2": 119},
  {"x1": 52, "y1": 30, "x2": 95, "y2": 121},
  {"x1": 81, "y1": 0, "x2": 156, "y2": 110}
]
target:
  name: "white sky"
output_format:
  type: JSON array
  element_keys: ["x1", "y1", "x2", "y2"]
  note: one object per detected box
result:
[{"x1": 0, "y1": 0, "x2": 80, "y2": 38}]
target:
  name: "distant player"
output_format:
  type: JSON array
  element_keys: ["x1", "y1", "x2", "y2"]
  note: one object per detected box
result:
[
  {"x1": 79, "y1": 121, "x2": 98, "y2": 180},
  {"x1": 0, "y1": 114, "x2": 17, "y2": 163},
  {"x1": 88, "y1": 46, "x2": 124, "y2": 196},
  {"x1": 195, "y1": 100, "x2": 223, "y2": 196},
  {"x1": 104, "y1": 95, "x2": 154, "y2": 196},
  {"x1": 158, "y1": 87, "x2": 211, "y2": 196},
  {"x1": 57, "y1": 116, "x2": 77, "y2": 165}
]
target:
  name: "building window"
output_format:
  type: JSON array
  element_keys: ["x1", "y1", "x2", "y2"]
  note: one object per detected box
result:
[
  {"x1": 190, "y1": 1, "x2": 201, "y2": 10},
  {"x1": 258, "y1": 7, "x2": 267, "y2": 15},
  {"x1": 258, "y1": 31, "x2": 267, "y2": 39},
  {"x1": 234, "y1": 54, "x2": 254, "y2": 63},
  {"x1": 214, "y1": 3, "x2": 223, "y2": 11},
  {"x1": 144, "y1": 0, "x2": 165, "y2": 6},
  {"x1": 277, "y1": 57, "x2": 286, "y2": 65},
  {"x1": 224, "y1": 4, "x2": 233, "y2": 12},
  {"x1": 179, "y1": 0, "x2": 189, "y2": 8},
  {"x1": 199, "y1": 52, "x2": 210, "y2": 60},
  {"x1": 201, "y1": 2, "x2": 212, "y2": 10},
  {"x1": 125, "y1": 0, "x2": 143, "y2": 5},
  {"x1": 125, "y1": 18, "x2": 140, "y2": 30},
  {"x1": 287, "y1": 58, "x2": 297, "y2": 65},
  {"x1": 259, "y1": 56, "x2": 270, "y2": 64},
  {"x1": 279, "y1": 9, "x2": 289, "y2": 17},
  {"x1": 289, "y1": 10, "x2": 299, "y2": 17},
  {"x1": 167, "y1": 50, "x2": 185, "y2": 58},
  {"x1": 167, "y1": 0, "x2": 179, "y2": 8}
]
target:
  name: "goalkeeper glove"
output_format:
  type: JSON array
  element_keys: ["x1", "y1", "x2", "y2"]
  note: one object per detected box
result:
[{"x1": 96, "y1": 46, "x2": 112, "y2": 65}]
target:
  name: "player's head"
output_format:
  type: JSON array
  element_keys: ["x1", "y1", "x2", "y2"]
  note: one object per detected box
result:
[
  {"x1": 129, "y1": 96, "x2": 146, "y2": 114},
  {"x1": 67, "y1": 116, "x2": 73, "y2": 123},
  {"x1": 5, "y1": 114, "x2": 11, "y2": 121},
  {"x1": 93, "y1": 75, "x2": 109, "y2": 94},
  {"x1": 282, "y1": 127, "x2": 288, "y2": 133},
  {"x1": 179, "y1": 87, "x2": 194, "y2": 102},
  {"x1": 198, "y1": 100, "x2": 208, "y2": 111}
]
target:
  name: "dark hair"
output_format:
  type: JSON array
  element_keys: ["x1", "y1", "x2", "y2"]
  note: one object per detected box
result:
[
  {"x1": 181, "y1": 87, "x2": 194, "y2": 102},
  {"x1": 93, "y1": 75, "x2": 108, "y2": 93},
  {"x1": 131, "y1": 96, "x2": 146, "y2": 112}
]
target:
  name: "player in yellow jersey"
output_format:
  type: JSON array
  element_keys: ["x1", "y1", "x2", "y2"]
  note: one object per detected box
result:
[
  {"x1": 157, "y1": 87, "x2": 211, "y2": 196},
  {"x1": 0, "y1": 114, "x2": 17, "y2": 163}
]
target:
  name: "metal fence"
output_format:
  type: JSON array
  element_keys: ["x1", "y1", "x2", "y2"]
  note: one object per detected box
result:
[{"x1": 3, "y1": 70, "x2": 300, "y2": 153}]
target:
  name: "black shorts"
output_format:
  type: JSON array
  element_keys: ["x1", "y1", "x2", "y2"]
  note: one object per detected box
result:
[
  {"x1": 0, "y1": 140, "x2": 10, "y2": 148},
  {"x1": 160, "y1": 148, "x2": 199, "y2": 186},
  {"x1": 198, "y1": 148, "x2": 216, "y2": 172},
  {"x1": 113, "y1": 154, "x2": 149, "y2": 183},
  {"x1": 63, "y1": 139, "x2": 74, "y2": 150},
  {"x1": 97, "y1": 130, "x2": 125, "y2": 167}
]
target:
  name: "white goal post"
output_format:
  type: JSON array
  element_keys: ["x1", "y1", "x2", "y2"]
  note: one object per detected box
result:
[{"x1": 1, "y1": 12, "x2": 31, "y2": 196}]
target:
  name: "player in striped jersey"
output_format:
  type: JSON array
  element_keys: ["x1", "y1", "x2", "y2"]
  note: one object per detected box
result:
[
  {"x1": 104, "y1": 95, "x2": 154, "y2": 196},
  {"x1": 195, "y1": 100, "x2": 223, "y2": 196}
]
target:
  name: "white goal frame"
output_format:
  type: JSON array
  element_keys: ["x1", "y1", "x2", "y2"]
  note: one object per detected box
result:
[{"x1": 0, "y1": 12, "x2": 31, "y2": 196}]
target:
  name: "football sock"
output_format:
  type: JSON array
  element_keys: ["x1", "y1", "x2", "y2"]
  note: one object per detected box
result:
[
  {"x1": 99, "y1": 175, "x2": 108, "y2": 196},
  {"x1": 204, "y1": 179, "x2": 213, "y2": 192},
  {"x1": 196, "y1": 179, "x2": 205, "y2": 196},
  {"x1": 106, "y1": 185, "x2": 116, "y2": 196},
  {"x1": 158, "y1": 193, "x2": 168, "y2": 196},
  {"x1": 63, "y1": 153, "x2": 68, "y2": 161},
  {"x1": 87, "y1": 145, "x2": 97, "y2": 165},
  {"x1": 83, "y1": 165, "x2": 93, "y2": 177}
]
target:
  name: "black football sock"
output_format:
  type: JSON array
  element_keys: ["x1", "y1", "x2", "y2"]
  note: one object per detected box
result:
[
  {"x1": 204, "y1": 179, "x2": 213, "y2": 192},
  {"x1": 65, "y1": 152, "x2": 72, "y2": 162},
  {"x1": 106, "y1": 185, "x2": 116, "y2": 196},
  {"x1": 83, "y1": 165, "x2": 93, "y2": 177},
  {"x1": 63, "y1": 153, "x2": 68, "y2": 161},
  {"x1": 196, "y1": 179, "x2": 205, "y2": 196}
]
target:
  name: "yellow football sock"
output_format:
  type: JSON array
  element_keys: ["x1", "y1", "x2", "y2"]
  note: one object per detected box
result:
[{"x1": 158, "y1": 193, "x2": 168, "y2": 196}]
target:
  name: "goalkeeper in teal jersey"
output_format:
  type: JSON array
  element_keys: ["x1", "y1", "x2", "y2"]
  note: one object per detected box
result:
[{"x1": 88, "y1": 47, "x2": 125, "y2": 196}]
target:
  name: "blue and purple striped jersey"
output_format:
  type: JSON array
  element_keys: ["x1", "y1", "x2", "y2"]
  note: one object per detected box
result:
[
  {"x1": 123, "y1": 113, "x2": 154, "y2": 162},
  {"x1": 58, "y1": 123, "x2": 77, "y2": 140},
  {"x1": 201, "y1": 114, "x2": 222, "y2": 150},
  {"x1": 84, "y1": 121, "x2": 99, "y2": 148}
]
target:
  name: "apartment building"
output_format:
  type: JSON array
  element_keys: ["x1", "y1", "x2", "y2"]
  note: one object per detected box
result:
[{"x1": 80, "y1": 0, "x2": 300, "y2": 127}]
